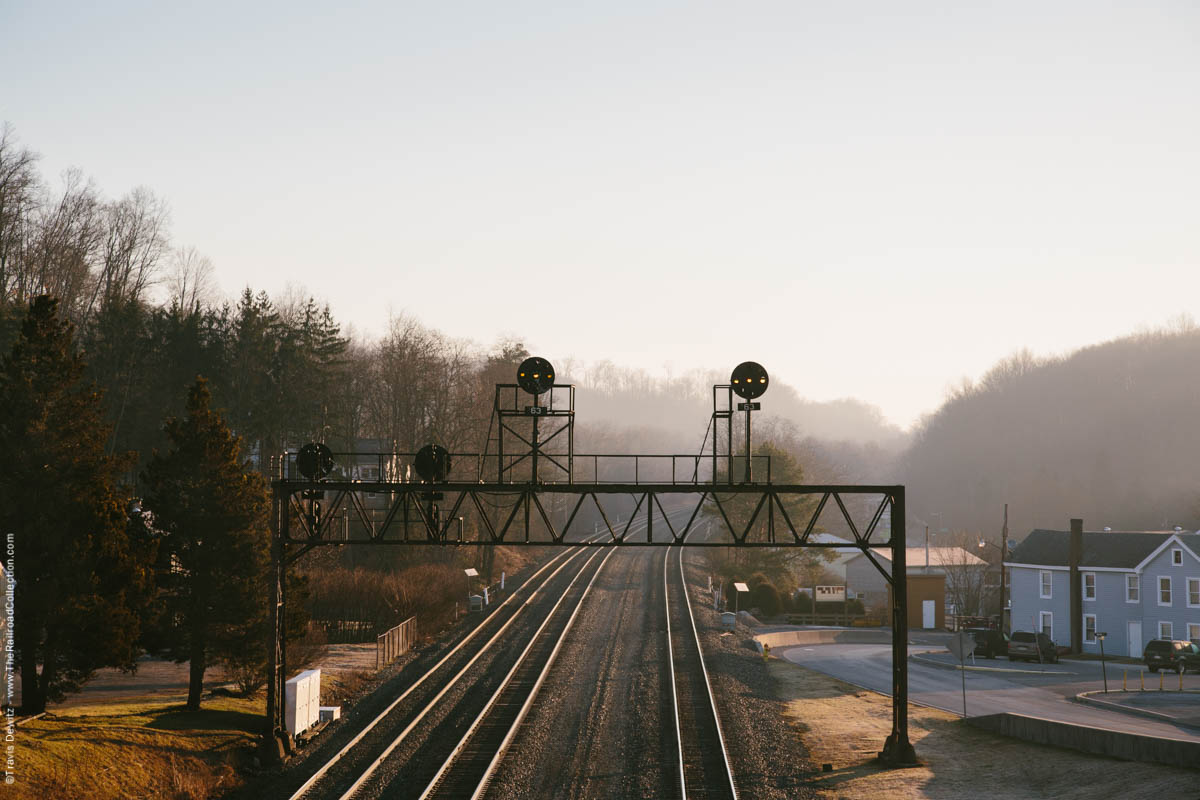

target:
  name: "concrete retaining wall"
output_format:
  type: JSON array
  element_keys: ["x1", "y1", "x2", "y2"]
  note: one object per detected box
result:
[
  {"x1": 966, "y1": 712, "x2": 1200, "y2": 770},
  {"x1": 753, "y1": 628, "x2": 891, "y2": 652}
]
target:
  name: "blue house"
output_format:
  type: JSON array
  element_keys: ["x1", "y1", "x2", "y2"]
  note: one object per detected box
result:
[{"x1": 1006, "y1": 529, "x2": 1200, "y2": 658}]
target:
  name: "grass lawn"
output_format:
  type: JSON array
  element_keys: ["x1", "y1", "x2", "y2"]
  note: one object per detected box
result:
[{"x1": 11, "y1": 694, "x2": 264, "y2": 800}]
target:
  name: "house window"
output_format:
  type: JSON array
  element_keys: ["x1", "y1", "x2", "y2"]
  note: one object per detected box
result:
[
  {"x1": 1040, "y1": 611, "x2": 1053, "y2": 640},
  {"x1": 1083, "y1": 572, "x2": 1096, "y2": 601},
  {"x1": 1040, "y1": 570, "x2": 1052, "y2": 599},
  {"x1": 1173, "y1": 548, "x2": 1183, "y2": 566},
  {"x1": 1159, "y1": 576, "x2": 1172, "y2": 606},
  {"x1": 1126, "y1": 574, "x2": 1139, "y2": 603},
  {"x1": 1084, "y1": 614, "x2": 1097, "y2": 643},
  {"x1": 1159, "y1": 621, "x2": 1173, "y2": 639},
  {"x1": 1189, "y1": 623, "x2": 1200, "y2": 642},
  {"x1": 1189, "y1": 577, "x2": 1200, "y2": 608}
]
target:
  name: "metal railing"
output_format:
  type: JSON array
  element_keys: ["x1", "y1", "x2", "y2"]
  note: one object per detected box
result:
[
  {"x1": 376, "y1": 616, "x2": 417, "y2": 670},
  {"x1": 785, "y1": 613, "x2": 881, "y2": 627},
  {"x1": 278, "y1": 450, "x2": 773, "y2": 486}
]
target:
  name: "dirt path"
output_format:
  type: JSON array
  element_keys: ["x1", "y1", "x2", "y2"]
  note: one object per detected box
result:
[{"x1": 771, "y1": 658, "x2": 1197, "y2": 799}]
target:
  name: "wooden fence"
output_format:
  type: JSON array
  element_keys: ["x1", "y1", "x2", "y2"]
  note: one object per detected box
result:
[{"x1": 376, "y1": 616, "x2": 417, "y2": 669}]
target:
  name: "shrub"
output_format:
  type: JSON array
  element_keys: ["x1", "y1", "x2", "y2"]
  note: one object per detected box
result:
[{"x1": 750, "y1": 581, "x2": 781, "y2": 617}]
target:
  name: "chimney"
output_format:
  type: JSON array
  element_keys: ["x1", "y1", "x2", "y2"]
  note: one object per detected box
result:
[{"x1": 1069, "y1": 518, "x2": 1083, "y2": 654}]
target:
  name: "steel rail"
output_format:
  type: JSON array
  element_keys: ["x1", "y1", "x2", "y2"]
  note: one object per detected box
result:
[
  {"x1": 667, "y1": 546, "x2": 739, "y2": 799},
  {"x1": 285, "y1": 539, "x2": 598, "y2": 800},
  {"x1": 677, "y1": 547, "x2": 738, "y2": 799},
  {"x1": 418, "y1": 545, "x2": 617, "y2": 800},
  {"x1": 665, "y1": 546, "x2": 688, "y2": 797},
  {"x1": 331, "y1": 540, "x2": 603, "y2": 800}
]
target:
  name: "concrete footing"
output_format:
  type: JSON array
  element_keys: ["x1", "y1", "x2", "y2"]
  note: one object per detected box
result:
[
  {"x1": 966, "y1": 712, "x2": 1200, "y2": 770},
  {"x1": 753, "y1": 628, "x2": 891, "y2": 652}
]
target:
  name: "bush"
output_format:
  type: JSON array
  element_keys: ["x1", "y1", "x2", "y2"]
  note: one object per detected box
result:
[
  {"x1": 749, "y1": 581, "x2": 781, "y2": 617},
  {"x1": 791, "y1": 592, "x2": 813, "y2": 613}
]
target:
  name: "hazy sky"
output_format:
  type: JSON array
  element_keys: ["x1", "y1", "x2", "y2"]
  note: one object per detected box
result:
[{"x1": 4, "y1": 1, "x2": 1198, "y2": 428}]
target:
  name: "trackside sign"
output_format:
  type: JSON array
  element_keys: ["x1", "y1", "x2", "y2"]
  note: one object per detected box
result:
[{"x1": 815, "y1": 585, "x2": 846, "y2": 603}]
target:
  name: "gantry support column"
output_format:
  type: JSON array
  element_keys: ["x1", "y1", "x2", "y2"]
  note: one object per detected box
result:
[{"x1": 881, "y1": 487, "x2": 917, "y2": 765}]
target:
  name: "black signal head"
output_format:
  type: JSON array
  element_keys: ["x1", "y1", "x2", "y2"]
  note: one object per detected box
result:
[
  {"x1": 415, "y1": 443, "x2": 452, "y2": 482},
  {"x1": 516, "y1": 356, "x2": 555, "y2": 396},
  {"x1": 730, "y1": 361, "x2": 769, "y2": 400},
  {"x1": 297, "y1": 442, "x2": 334, "y2": 480}
]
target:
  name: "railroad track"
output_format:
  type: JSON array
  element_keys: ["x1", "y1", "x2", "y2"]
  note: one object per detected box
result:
[
  {"x1": 285, "y1": 537, "x2": 606, "y2": 800},
  {"x1": 665, "y1": 545, "x2": 738, "y2": 800},
  {"x1": 416, "y1": 545, "x2": 615, "y2": 799}
]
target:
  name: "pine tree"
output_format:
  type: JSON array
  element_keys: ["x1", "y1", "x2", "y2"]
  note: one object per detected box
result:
[
  {"x1": 141, "y1": 378, "x2": 270, "y2": 710},
  {"x1": 0, "y1": 295, "x2": 153, "y2": 713}
]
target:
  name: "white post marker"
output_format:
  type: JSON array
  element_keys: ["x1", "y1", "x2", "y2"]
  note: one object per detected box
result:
[
  {"x1": 945, "y1": 631, "x2": 976, "y2": 717},
  {"x1": 734, "y1": 581, "x2": 749, "y2": 614}
]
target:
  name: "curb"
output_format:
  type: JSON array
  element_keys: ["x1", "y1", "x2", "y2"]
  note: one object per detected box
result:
[
  {"x1": 910, "y1": 653, "x2": 1075, "y2": 676},
  {"x1": 1073, "y1": 691, "x2": 1200, "y2": 731}
]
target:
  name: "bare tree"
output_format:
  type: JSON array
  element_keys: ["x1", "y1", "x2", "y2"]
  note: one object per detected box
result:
[
  {"x1": 165, "y1": 245, "x2": 217, "y2": 310},
  {"x1": 939, "y1": 531, "x2": 989, "y2": 617},
  {"x1": 0, "y1": 123, "x2": 41, "y2": 304},
  {"x1": 85, "y1": 186, "x2": 170, "y2": 320},
  {"x1": 27, "y1": 169, "x2": 104, "y2": 321}
]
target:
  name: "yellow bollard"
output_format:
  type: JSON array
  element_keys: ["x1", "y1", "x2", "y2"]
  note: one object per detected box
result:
[
  {"x1": 1140, "y1": 671, "x2": 1144, "y2": 691},
  {"x1": 763, "y1": 643, "x2": 771, "y2": 662},
  {"x1": 1123, "y1": 671, "x2": 1127, "y2": 692},
  {"x1": 1160, "y1": 671, "x2": 1164, "y2": 691}
]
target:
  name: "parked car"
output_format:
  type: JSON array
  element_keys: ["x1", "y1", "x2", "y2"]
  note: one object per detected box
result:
[
  {"x1": 964, "y1": 627, "x2": 1008, "y2": 659},
  {"x1": 1143, "y1": 639, "x2": 1200, "y2": 673},
  {"x1": 1008, "y1": 631, "x2": 1058, "y2": 663}
]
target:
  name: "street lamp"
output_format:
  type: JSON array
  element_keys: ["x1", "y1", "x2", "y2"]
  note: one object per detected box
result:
[{"x1": 1097, "y1": 632, "x2": 1108, "y2": 693}]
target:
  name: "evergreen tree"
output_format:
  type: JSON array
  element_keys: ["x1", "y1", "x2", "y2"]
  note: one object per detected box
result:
[
  {"x1": 141, "y1": 378, "x2": 270, "y2": 710},
  {"x1": 0, "y1": 295, "x2": 153, "y2": 712}
]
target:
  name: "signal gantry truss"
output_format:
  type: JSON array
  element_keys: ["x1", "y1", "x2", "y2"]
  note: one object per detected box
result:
[{"x1": 263, "y1": 358, "x2": 917, "y2": 768}]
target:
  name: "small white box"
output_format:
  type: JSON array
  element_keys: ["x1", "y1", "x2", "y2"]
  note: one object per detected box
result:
[{"x1": 319, "y1": 706, "x2": 341, "y2": 722}]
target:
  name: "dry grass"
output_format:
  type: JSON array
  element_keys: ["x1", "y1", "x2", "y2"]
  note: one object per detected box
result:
[
  {"x1": 7, "y1": 694, "x2": 263, "y2": 800},
  {"x1": 320, "y1": 668, "x2": 375, "y2": 708},
  {"x1": 771, "y1": 659, "x2": 1198, "y2": 799}
]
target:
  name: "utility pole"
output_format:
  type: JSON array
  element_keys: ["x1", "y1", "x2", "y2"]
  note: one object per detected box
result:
[{"x1": 1001, "y1": 504, "x2": 1009, "y2": 632}]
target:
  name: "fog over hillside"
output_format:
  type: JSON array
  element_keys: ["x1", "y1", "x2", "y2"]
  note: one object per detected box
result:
[
  {"x1": 563, "y1": 360, "x2": 908, "y2": 457},
  {"x1": 899, "y1": 321, "x2": 1200, "y2": 542}
]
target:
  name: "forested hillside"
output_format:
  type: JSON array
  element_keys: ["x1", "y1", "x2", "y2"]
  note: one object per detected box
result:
[{"x1": 900, "y1": 323, "x2": 1200, "y2": 540}]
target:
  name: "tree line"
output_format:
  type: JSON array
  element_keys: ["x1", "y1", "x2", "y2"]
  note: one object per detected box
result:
[
  {"x1": 902, "y1": 320, "x2": 1200, "y2": 545},
  {"x1": 0, "y1": 124, "x2": 886, "y2": 712}
]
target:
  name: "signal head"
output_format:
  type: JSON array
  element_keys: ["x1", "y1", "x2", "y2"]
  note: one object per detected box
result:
[
  {"x1": 516, "y1": 356, "x2": 555, "y2": 396},
  {"x1": 415, "y1": 443, "x2": 452, "y2": 482},
  {"x1": 730, "y1": 361, "x2": 769, "y2": 400},
  {"x1": 296, "y1": 442, "x2": 335, "y2": 480}
]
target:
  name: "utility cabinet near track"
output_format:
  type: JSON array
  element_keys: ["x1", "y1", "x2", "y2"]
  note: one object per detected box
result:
[
  {"x1": 285, "y1": 669, "x2": 321, "y2": 738},
  {"x1": 264, "y1": 357, "x2": 918, "y2": 767}
]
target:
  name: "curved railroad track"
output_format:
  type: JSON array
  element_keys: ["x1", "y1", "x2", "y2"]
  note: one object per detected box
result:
[{"x1": 665, "y1": 545, "x2": 738, "y2": 800}]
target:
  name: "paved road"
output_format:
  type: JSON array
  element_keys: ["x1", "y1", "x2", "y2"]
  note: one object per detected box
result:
[{"x1": 779, "y1": 641, "x2": 1200, "y2": 742}]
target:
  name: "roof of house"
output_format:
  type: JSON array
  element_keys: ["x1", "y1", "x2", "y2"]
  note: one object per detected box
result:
[
  {"x1": 847, "y1": 546, "x2": 987, "y2": 569},
  {"x1": 1006, "y1": 529, "x2": 1199, "y2": 569}
]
